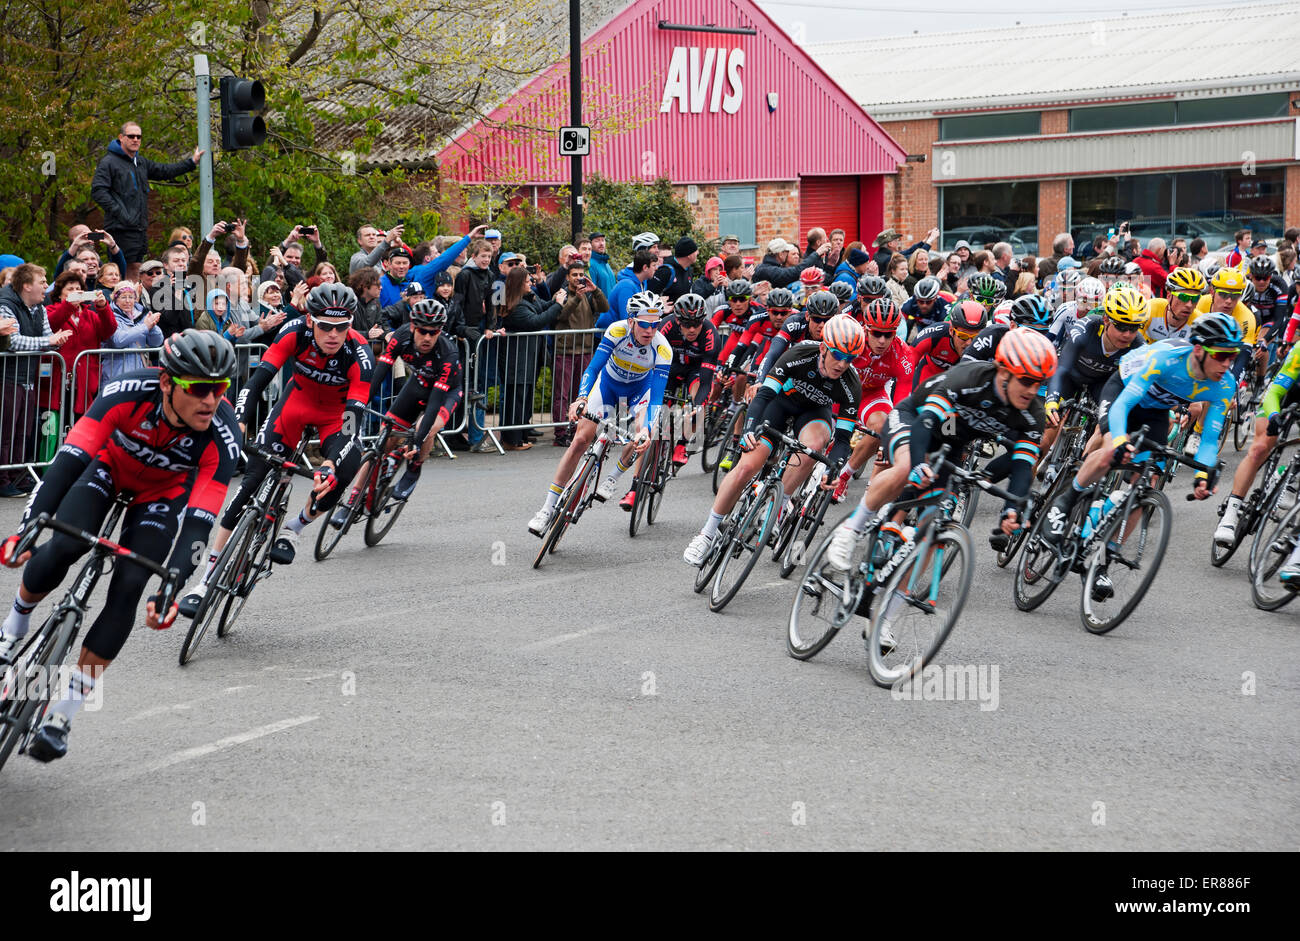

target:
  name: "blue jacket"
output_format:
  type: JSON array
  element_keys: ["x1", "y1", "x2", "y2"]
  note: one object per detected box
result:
[
  {"x1": 832, "y1": 261, "x2": 860, "y2": 294},
  {"x1": 603, "y1": 267, "x2": 650, "y2": 328},
  {"x1": 379, "y1": 236, "x2": 471, "y2": 306},
  {"x1": 589, "y1": 250, "x2": 616, "y2": 297}
]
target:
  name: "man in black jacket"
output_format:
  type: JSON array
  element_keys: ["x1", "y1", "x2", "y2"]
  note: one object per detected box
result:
[
  {"x1": 661, "y1": 238, "x2": 699, "y2": 302},
  {"x1": 90, "y1": 122, "x2": 202, "y2": 276},
  {"x1": 456, "y1": 241, "x2": 499, "y2": 450},
  {"x1": 753, "y1": 238, "x2": 816, "y2": 288}
]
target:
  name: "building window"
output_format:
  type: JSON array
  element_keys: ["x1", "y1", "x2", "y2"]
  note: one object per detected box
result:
[
  {"x1": 1068, "y1": 93, "x2": 1289, "y2": 133},
  {"x1": 938, "y1": 111, "x2": 1040, "y2": 141},
  {"x1": 718, "y1": 185, "x2": 757, "y2": 248},
  {"x1": 1069, "y1": 168, "x2": 1285, "y2": 253},
  {"x1": 940, "y1": 182, "x2": 1039, "y2": 254}
]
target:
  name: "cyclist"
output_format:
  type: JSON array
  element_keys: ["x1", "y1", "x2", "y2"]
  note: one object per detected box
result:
[
  {"x1": 853, "y1": 274, "x2": 890, "y2": 323},
  {"x1": 831, "y1": 298, "x2": 916, "y2": 497},
  {"x1": 683, "y1": 315, "x2": 865, "y2": 566},
  {"x1": 0, "y1": 330, "x2": 241, "y2": 761},
  {"x1": 1039, "y1": 312, "x2": 1240, "y2": 549},
  {"x1": 185, "y1": 284, "x2": 372, "y2": 604},
  {"x1": 911, "y1": 299, "x2": 989, "y2": 383},
  {"x1": 966, "y1": 272, "x2": 1006, "y2": 315},
  {"x1": 1142, "y1": 267, "x2": 1205, "y2": 343},
  {"x1": 527, "y1": 291, "x2": 670, "y2": 535},
  {"x1": 659, "y1": 292, "x2": 719, "y2": 468},
  {"x1": 1183, "y1": 266, "x2": 1259, "y2": 453},
  {"x1": 712, "y1": 284, "x2": 789, "y2": 472},
  {"x1": 756, "y1": 289, "x2": 834, "y2": 383},
  {"x1": 1097, "y1": 255, "x2": 1126, "y2": 289},
  {"x1": 1214, "y1": 338, "x2": 1300, "y2": 547},
  {"x1": 1244, "y1": 256, "x2": 1290, "y2": 351},
  {"x1": 963, "y1": 294, "x2": 1054, "y2": 363},
  {"x1": 827, "y1": 280, "x2": 854, "y2": 312},
  {"x1": 329, "y1": 298, "x2": 461, "y2": 523},
  {"x1": 794, "y1": 266, "x2": 825, "y2": 305},
  {"x1": 710, "y1": 278, "x2": 755, "y2": 333},
  {"x1": 824, "y1": 330, "x2": 1055, "y2": 609},
  {"x1": 1049, "y1": 276, "x2": 1106, "y2": 346},
  {"x1": 901, "y1": 277, "x2": 949, "y2": 336}
]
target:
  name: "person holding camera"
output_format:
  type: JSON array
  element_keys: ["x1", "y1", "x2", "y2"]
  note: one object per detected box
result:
[
  {"x1": 45, "y1": 270, "x2": 118, "y2": 419},
  {"x1": 551, "y1": 261, "x2": 608, "y2": 446},
  {"x1": 259, "y1": 226, "x2": 327, "y2": 295},
  {"x1": 190, "y1": 219, "x2": 250, "y2": 289},
  {"x1": 53, "y1": 228, "x2": 128, "y2": 291}
]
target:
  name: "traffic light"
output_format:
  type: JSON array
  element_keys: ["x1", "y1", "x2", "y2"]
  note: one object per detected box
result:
[{"x1": 219, "y1": 76, "x2": 266, "y2": 150}]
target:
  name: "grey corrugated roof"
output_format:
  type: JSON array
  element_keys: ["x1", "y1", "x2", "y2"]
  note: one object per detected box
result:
[
  {"x1": 313, "y1": 0, "x2": 628, "y2": 167},
  {"x1": 807, "y1": 2, "x2": 1300, "y2": 117}
]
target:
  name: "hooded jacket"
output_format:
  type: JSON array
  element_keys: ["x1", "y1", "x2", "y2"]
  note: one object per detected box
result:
[
  {"x1": 103, "y1": 298, "x2": 163, "y2": 381},
  {"x1": 90, "y1": 139, "x2": 197, "y2": 235},
  {"x1": 588, "y1": 250, "x2": 616, "y2": 297}
]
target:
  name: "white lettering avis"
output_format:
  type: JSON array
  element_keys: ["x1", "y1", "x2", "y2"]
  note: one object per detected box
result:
[
  {"x1": 660, "y1": 46, "x2": 744, "y2": 115},
  {"x1": 49, "y1": 871, "x2": 152, "y2": 922}
]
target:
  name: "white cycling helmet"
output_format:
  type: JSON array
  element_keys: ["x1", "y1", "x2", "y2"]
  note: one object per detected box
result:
[
  {"x1": 626, "y1": 291, "x2": 664, "y2": 320},
  {"x1": 631, "y1": 232, "x2": 660, "y2": 252},
  {"x1": 1076, "y1": 276, "x2": 1106, "y2": 310}
]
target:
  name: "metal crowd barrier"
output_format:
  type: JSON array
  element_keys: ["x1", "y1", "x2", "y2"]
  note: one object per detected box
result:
[
  {"x1": 0, "y1": 351, "x2": 66, "y2": 482},
  {"x1": 469, "y1": 328, "x2": 602, "y2": 454}
]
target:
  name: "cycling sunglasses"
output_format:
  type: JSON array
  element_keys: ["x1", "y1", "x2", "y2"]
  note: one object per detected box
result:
[
  {"x1": 1107, "y1": 320, "x2": 1141, "y2": 334},
  {"x1": 172, "y1": 376, "x2": 231, "y2": 398},
  {"x1": 807, "y1": 314, "x2": 832, "y2": 324},
  {"x1": 1214, "y1": 290, "x2": 1243, "y2": 300},
  {"x1": 728, "y1": 295, "x2": 751, "y2": 302},
  {"x1": 952, "y1": 328, "x2": 979, "y2": 341},
  {"x1": 414, "y1": 326, "x2": 442, "y2": 337},
  {"x1": 632, "y1": 318, "x2": 662, "y2": 330},
  {"x1": 1202, "y1": 347, "x2": 1239, "y2": 362},
  {"x1": 868, "y1": 329, "x2": 894, "y2": 340},
  {"x1": 1170, "y1": 291, "x2": 1201, "y2": 303},
  {"x1": 1011, "y1": 375, "x2": 1042, "y2": 388},
  {"x1": 827, "y1": 348, "x2": 856, "y2": 362},
  {"x1": 312, "y1": 316, "x2": 353, "y2": 333}
]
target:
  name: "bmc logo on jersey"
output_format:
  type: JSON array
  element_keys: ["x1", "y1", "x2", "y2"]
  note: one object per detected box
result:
[{"x1": 101, "y1": 377, "x2": 159, "y2": 397}]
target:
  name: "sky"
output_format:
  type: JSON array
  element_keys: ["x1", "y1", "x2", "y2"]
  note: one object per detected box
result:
[{"x1": 755, "y1": 0, "x2": 1247, "y2": 44}]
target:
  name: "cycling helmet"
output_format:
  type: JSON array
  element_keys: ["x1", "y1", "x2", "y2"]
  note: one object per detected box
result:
[
  {"x1": 1075, "y1": 276, "x2": 1106, "y2": 309},
  {"x1": 307, "y1": 282, "x2": 358, "y2": 317},
  {"x1": 408, "y1": 297, "x2": 448, "y2": 328},
  {"x1": 949, "y1": 299, "x2": 990, "y2": 332},
  {"x1": 1010, "y1": 294, "x2": 1052, "y2": 330},
  {"x1": 1209, "y1": 265, "x2": 1246, "y2": 293},
  {"x1": 1122, "y1": 261, "x2": 1143, "y2": 277},
  {"x1": 626, "y1": 291, "x2": 664, "y2": 319},
  {"x1": 863, "y1": 298, "x2": 902, "y2": 333},
  {"x1": 723, "y1": 278, "x2": 753, "y2": 300},
  {"x1": 1201, "y1": 258, "x2": 1222, "y2": 278},
  {"x1": 160, "y1": 329, "x2": 237, "y2": 380},
  {"x1": 799, "y1": 267, "x2": 825, "y2": 289},
  {"x1": 856, "y1": 274, "x2": 888, "y2": 300},
  {"x1": 631, "y1": 232, "x2": 660, "y2": 251},
  {"x1": 821, "y1": 314, "x2": 866, "y2": 358},
  {"x1": 1097, "y1": 255, "x2": 1126, "y2": 276},
  {"x1": 1189, "y1": 310, "x2": 1244, "y2": 349},
  {"x1": 1249, "y1": 256, "x2": 1277, "y2": 280},
  {"x1": 1102, "y1": 283, "x2": 1150, "y2": 326},
  {"x1": 827, "y1": 281, "x2": 853, "y2": 305},
  {"x1": 992, "y1": 298, "x2": 1015, "y2": 325},
  {"x1": 994, "y1": 327, "x2": 1058, "y2": 381},
  {"x1": 913, "y1": 277, "x2": 941, "y2": 301},
  {"x1": 765, "y1": 287, "x2": 795, "y2": 312},
  {"x1": 968, "y1": 272, "x2": 1004, "y2": 307},
  {"x1": 674, "y1": 293, "x2": 707, "y2": 323},
  {"x1": 805, "y1": 291, "x2": 840, "y2": 320},
  {"x1": 1055, "y1": 268, "x2": 1082, "y2": 290},
  {"x1": 1165, "y1": 267, "x2": 1207, "y2": 295}
]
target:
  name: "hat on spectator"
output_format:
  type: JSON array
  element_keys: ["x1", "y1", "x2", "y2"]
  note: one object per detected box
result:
[
  {"x1": 139, "y1": 259, "x2": 165, "y2": 274},
  {"x1": 704, "y1": 257, "x2": 724, "y2": 273},
  {"x1": 767, "y1": 237, "x2": 795, "y2": 254},
  {"x1": 388, "y1": 244, "x2": 413, "y2": 261},
  {"x1": 484, "y1": 229, "x2": 502, "y2": 240},
  {"x1": 953, "y1": 239, "x2": 972, "y2": 251},
  {"x1": 0, "y1": 253, "x2": 24, "y2": 268},
  {"x1": 111, "y1": 281, "x2": 139, "y2": 299},
  {"x1": 1057, "y1": 256, "x2": 1080, "y2": 270},
  {"x1": 434, "y1": 271, "x2": 453, "y2": 287},
  {"x1": 847, "y1": 248, "x2": 871, "y2": 267},
  {"x1": 874, "y1": 228, "x2": 902, "y2": 247},
  {"x1": 1252, "y1": 238, "x2": 1268, "y2": 249},
  {"x1": 257, "y1": 280, "x2": 282, "y2": 303},
  {"x1": 588, "y1": 232, "x2": 605, "y2": 240},
  {"x1": 674, "y1": 237, "x2": 698, "y2": 258},
  {"x1": 403, "y1": 281, "x2": 425, "y2": 297},
  {"x1": 722, "y1": 234, "x2": 741, "y2": 243},
  {"x1": 498, "y1": 252, "x2": 521, "y2": 264}
]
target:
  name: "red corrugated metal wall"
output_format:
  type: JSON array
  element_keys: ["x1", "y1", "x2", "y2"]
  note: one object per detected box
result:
[
  {"x1": 800, "y1": 177, "x2": 860, "y2": 245},
  {"x1": 437, "y1": 0, "x2": 905, "y2": 185}
]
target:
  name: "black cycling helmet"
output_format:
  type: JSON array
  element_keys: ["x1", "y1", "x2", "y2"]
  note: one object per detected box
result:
[
  {"x1": 765, "y1": 287, "x2": 795, "y2": 311},
  {"x1": 1189, "y1": 310, "x2": 1245, "y2": 349},
  {"x1": 1249, "y1": 255, "x2": 1277, "y2": 279},
  {"x1": 1009, "y1": 294, "x2": 1052, "y2": 329},
  {"x1": 724, "y1": 278, "x2": 753, "y2": 300},
  {"x1": 856, "y1": 274, "x2": 888, "y2": 299},
  {"x1": 805, "y1": 291, "x2": 840, "y2": 320},
  {"x1": 674, "y1": 292, "x2": 707, "y2": 323},
  {"x1": 307, "y1": 282, "x2": 358, "y2": 317},
  {"x1": 827, "y1": 281, "x2": 853, "y2": 305},
  {"x1": 409, "y1": 298, "x2": 448, "y2": 328},
  {"x1": 1097, "y1": 256, "x2": 1126, "y2": 275},
  {"x1": 160, "y1": 328, "x2": 237, "y2": 380},
  {"x1": 913, "y1": 276, "x2": 941, "y2": 301}
]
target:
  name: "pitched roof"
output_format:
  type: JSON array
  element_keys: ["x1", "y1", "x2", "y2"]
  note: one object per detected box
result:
[{"x1": 807, "y1": 2, "x2": 1300, "y2": 118}]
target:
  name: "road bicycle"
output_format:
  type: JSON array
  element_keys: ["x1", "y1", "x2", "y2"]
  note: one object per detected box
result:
[
  {"x1": 1210, "y1": 404, "x2": 1300, "y2": 570},
  {"x1": 628, "y1": 394, "x2": 689, "y2": 538},
  {"x1": 315, "y1": 410, "x2": 417, "y2": 560},
  {"x1": 0, "y1": 504, "x2": 180, "y2": 771}
]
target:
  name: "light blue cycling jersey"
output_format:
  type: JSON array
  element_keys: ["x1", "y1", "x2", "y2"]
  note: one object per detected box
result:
[
  {"x1": 578, "y1": 320, "x2": 673, "y2": 426},
  {"x1": 1112, "y1": 339, "x2": 1236, "y2": 471}
]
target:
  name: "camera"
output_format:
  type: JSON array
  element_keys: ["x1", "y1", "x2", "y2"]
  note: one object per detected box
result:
[
  {"x1": 216, "y1": 223, "x2": 230, "y2": 235},
  {"x1": 300, "y1": 225, "x2": 316, "y2": 236},
  {"x1": 88, "y1": 232, "x2": 105, "y2": 242}
]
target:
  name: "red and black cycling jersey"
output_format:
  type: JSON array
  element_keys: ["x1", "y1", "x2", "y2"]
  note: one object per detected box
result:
[
  {"x1": 710, "y1": 300, "x2": 761, "y2": 332},
  {"x1": 659, "y1": 315, "x2": 719, "y2": 403},
  {"x1": 370, "y1": 324, "x2": 461, "y2": 399},
  {"x1": 234, "y1": 316, "x2": 373, "y2": 428},
  {"x1": 23, "y1": 367, "x2": 242, "y2": 582},
  {"x1": 757, "y1": 313, "x2": 816, "y2": 382},
  {"x1": 720, "y1": 309, "x2": 784, "y2": 371},
  {"x1": 911, "y1": 320, "x2": 966, "y2": 383}
]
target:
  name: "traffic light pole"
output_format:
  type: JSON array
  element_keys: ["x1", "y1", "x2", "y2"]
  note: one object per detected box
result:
[
  {"x1": 194, "y1": 55, "x2": 214, "y2": 237},
  {"x1": 569, "y1": 0, "x2": 582, "y2": 243}
]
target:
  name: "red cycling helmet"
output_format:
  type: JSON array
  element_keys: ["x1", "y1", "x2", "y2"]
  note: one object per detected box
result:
[
  {"x1": 948, "y1": 299, "x2": 990, "y2": 333},
  {"x1": 863, "y1": 298, "x2": 902, "y2": 332}
]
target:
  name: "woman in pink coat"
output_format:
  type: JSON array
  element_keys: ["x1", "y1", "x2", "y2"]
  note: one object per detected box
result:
[{"x1": 45, "y1": 269, "x2": 118, "y2": 419}]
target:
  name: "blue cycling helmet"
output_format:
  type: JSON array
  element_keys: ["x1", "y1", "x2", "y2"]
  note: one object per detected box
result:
[
  {"x1": 1009, "y1": 294, "x2": 1052, "y2": 331},
  {"x1": 1189, "y1": 311, "x2": 1244, "y2": 350}
]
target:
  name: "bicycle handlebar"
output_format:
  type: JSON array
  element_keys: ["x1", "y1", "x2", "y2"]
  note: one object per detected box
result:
[
  {"x1": 756, "y1": 423, "x2": 834, "y2": 467},
  {"x1": 930, "y1": 444, "x2": 1027, "y2": 508},
  {"x1": 242, "y1": 444, "x2": 322, "y2": 482}
]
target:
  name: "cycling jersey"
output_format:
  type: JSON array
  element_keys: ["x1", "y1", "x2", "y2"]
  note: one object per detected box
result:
[
  {"x1": 855, "y1": 337, "x2": 915, "y2": 421},
  {"x1": 1261, "y1": 341, "x2": 1300, "y2": 416},
  {"x1": 719, "y1": 309, "x2": 784, "y2": 371},
  {"x1": 1189, "y1": 296, "x2": 1258, "y2": 345},
  {"x1": 1140, "y1": 298, "x2": 1194, "y2": 344},
  {"x1": 757, "y1": 312, "x2": 816, "y2": 382},
  {"x1": 579, "y1": 320, "x2": 673, "y2": 426},
  {"x1": 961, "y1": 323, "x2": 1013, "y2": 363},
  {"x1": 1047, "y1": 301, "x2": 1088, "y2": 347},
  {"x1": 1245, "y1": 277, "x2": 1291, "y2": 339},
  {"x1": 745, "y1": 343, "x2": 862, "y2": 465},
  {"x1": 1047, "y1": 314, "x2": 1142, "y2": 406},
  {"x1": 1109, "y1": 339, "x2": 1235, "y2": 471},
  {"x1": 659, "y1": 315, "x2": 719, "y2": 405},
  {"x1": 370, "y1": 324, "x2": 460, "y2": 397},
  {"x1": 911, "y1": 321, "x2": 967, "y2": 383},
  {"x1": 900, "y1": 296, "x2": 950, "y2": 332},
  {"x1": 710, "y1": 301, "x2": 757, "y2": 332}
]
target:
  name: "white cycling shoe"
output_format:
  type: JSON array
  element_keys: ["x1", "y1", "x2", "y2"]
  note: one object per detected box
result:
[
  {"x1": 594, "y1": 476, "x2": 621, "y2": 503},
  {"x1": 1213, "y1": 516, "x2": 1238, "y2": 548},
  {"x1": 683, "y1": 532, "x2": 713, "y2": 566},
  {"x1": 528, "y1": 507, "x2": 554, "y2": 537},
  {"x1": 824, "y1": 523, "x2": 861, "y2": 571}
]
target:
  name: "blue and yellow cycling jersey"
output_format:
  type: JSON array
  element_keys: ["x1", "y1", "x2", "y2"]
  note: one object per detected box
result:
[
  {"x1": 578, "y1": 320, "x2": 674, "y2": 424},
  {"x1": 1113, "y1": 339, "x2": 1236, "y2": 470}
]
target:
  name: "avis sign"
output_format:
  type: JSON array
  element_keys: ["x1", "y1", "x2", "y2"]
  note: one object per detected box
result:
[{"x1": 659, "y1": 46, "x2": 745, "y2": 115}]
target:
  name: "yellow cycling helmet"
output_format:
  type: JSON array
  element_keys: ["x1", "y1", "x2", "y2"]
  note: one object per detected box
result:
[
  {"x1": 1103, "y1": 282, "x2": 1150, "y2": 325},
  {"x1": 1210, "y1": 266, "x2": 1246, "y2": 293},
  {"x1": 1165, "y1": 266, "x2": 1207, "y2": 295}
]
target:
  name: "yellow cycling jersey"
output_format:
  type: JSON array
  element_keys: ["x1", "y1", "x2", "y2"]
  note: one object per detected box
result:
[
  {"x1": 1141, "y1": 297, "x2": 1194, "y2": 343},
  {"x1": 1189, "y1": 295, "x2": 1257, "y2": 345}
]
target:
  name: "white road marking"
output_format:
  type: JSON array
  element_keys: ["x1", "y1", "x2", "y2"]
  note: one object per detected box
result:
[
  {"x1": 121, "y1": 685, "x2": 253, "y2": 723},
  {"x1": 135, "y1": 715, "x2": 319, "y2": 774},
  {"x1": 518, "y1": 625, "x2": 613, "y2": 652}
]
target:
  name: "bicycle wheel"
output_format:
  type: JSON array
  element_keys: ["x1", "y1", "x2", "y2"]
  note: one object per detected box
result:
[
  {"x1": 534, "y1": 456, "x2": 594, "y2": 568},
  {"x1": 1250, "y1": 498, "x2": 1300, "y2": 610},
  {"x1": 780, "y1": 488, "x2": 833, "y2": 578},
  {"x1": 1249, "y1": 464, "x2": 1300, "y2": 576},
  {"x1": 699, "y1": 401, "x2": 729, "y2": 473},
  {"x1": 315, "y1": 460, "x2": 373, "y2": 561},
  {"x1": 179, "y1": 513, "x2": 254, "y2": 664},
  {"x1": 769, "y1": 487, "x2": 808, "y2": 562},
  {"x1": 786, "y1": 513, "x2": 868, "y2": 660},
  {"x1": 364, "y1": 457, "x2": 407, "y2": 547},
  {"x1": 866, "y1": 522, "x2": 973, "y2": 689},
  {"x1": 711, "y1": 405, "x2": 746, "y2": 495},
  {"x1": 1081, "y1": 489, "x2": 1172, "y2": 634},
  {"x1": 1013, "y1": 507, "x2": 1072, "y2": 612},
  {"x1": 646, "y1": 439, "x2": 672, "y2": 525},
  {"x1": 628, "y1": 443, "x2": 655, "y2": 538},
  {"x1": 710, "y1": 482, "x2": 778, "y2": 612},
  {"x1": 1209, "y1": 496, "x2": 1255, "y2": 569},
  {"x1": 0, "y1": 610, "x2": 77, "y2": 772},
  {"x1": 218, "y1": 509, "x2": 274, "y2": 638}
]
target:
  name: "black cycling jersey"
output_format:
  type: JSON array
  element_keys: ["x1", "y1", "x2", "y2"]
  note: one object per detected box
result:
[
  {"x1": 659, "y1": 315, "x2": 719, "y2": 404},
  {"x1": 745, "y1": 343, "x2": 862, "y2": 465},
  {"x1": 1246, "y1": 275, "x2": 1292, "y2": 339},
  {"x1": 961, "y1": 323, "x2": 1011, "y2": 363},
  {"x1": 1047, "y1": 314, "x2": 1142, "y2": 405},
  {"x1": 370, "y1": 324, "x2": 460, "y2": 399}
]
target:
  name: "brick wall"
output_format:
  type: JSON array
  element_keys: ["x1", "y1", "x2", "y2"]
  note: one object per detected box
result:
[
  {"x1": 877, "y1": 118, "x2": 938, "y2": 243},
  {"x1": 1041, "y1": 108, "x2": 1069, "y2": 135},
  {"x1": 1286, "y1": 165, "x2": 1300, "y2": 235},
  {"x1": 1038, "y1": 181, "x2": 1068, "y2": 256}
]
